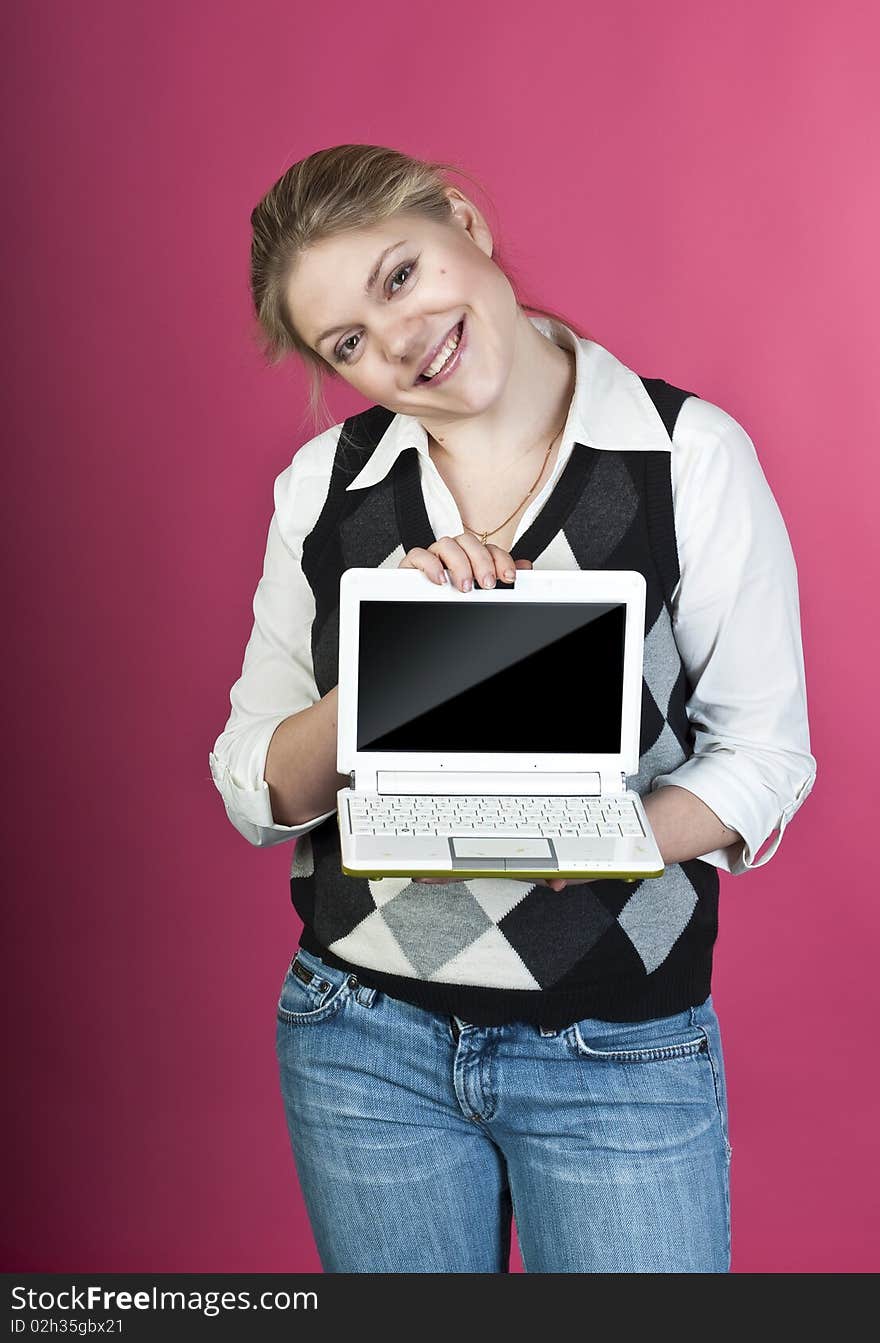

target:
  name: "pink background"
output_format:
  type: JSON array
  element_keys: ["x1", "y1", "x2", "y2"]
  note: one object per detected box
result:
[{"x1": 5, "y1": 0, "x2": 877, "y2": 1274}]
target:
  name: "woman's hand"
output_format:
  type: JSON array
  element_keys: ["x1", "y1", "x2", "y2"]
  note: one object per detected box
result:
[{"x1": 399, "y1": 534, "x2": 533, "y2": 589}]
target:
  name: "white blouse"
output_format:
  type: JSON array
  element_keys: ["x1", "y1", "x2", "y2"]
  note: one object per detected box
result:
[{"x1": 209, "y1": 316, "x2": 817, "y2": 875}]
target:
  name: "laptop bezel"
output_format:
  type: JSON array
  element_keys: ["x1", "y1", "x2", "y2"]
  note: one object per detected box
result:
[{"x1": 337, "y1": 567, "x2": 646, "y2": 783}]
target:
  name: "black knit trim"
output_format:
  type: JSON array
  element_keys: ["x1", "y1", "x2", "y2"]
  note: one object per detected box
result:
[
  {"x1": 392, "y1": 437, "x2": 601, "y2": 562},
  {"x1": 511, "y1": 444, "x2": 596, "y2": 562},
  {"x1": 638, "y1": 378, "x2": 697, "y2": 614},
  {"x1": 393, "y1": 447, "x2": 435, "y2": 554},
  {"x1": 297, "y1": 923, "x2": 714, "y2": 1029},
  {"x1": 302, "y1": 406, "x2": 395, "y2": 571},
  {"x1": 643, "y1": 451, "x2": 680, "y2": 614},
  {"x1": 638, "y1": 377, "x2": 696, "y2": 440}
]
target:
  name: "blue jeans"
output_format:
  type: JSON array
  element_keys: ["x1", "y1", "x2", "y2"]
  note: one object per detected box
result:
[{"x1": 275, "y1": 945, "x2": 733, "y2": 1273}]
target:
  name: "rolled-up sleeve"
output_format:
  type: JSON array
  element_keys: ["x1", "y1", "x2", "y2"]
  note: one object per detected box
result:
[
  {"x1": 650, "y1": 396, "x2": 817, "y2": 875},
  {"x1": 209, "y1": 431, "x2": 340, "y2": 848}
]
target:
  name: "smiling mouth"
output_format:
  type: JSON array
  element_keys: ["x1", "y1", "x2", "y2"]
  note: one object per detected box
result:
[{"x1": 415, "y1": 318, "x2": 465, "y2": 384}]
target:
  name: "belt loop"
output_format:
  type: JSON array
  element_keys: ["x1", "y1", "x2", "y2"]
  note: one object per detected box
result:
[
  {"x1": 539, "y1": 1024, "x2": 558, "y2": 1037},
  {"x1": 450, "y1": 1015, "x2": 461, "y2": 1042}
]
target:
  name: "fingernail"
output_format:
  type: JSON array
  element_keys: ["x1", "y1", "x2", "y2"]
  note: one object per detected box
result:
[
  {"x1": 504, "y1": 569, "x2": 515, "y2": 580},
  {"x1": 462, "y1": 578, "x2": 471, "y2": 591}
]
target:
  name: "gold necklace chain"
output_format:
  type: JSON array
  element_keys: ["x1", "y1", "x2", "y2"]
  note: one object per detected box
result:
[{"x1": 461, "y1": 420, "x2": 567, "y2": 546}]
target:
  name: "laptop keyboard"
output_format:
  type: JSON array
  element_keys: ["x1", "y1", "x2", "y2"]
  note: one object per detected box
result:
[{"x1": 347, "y1": 795, "x2": 645, "y2": 839}]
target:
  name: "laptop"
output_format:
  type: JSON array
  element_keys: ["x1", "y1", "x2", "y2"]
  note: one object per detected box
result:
[{"x1": 335, "y1": 567, "x2": 665, "y2": 883}]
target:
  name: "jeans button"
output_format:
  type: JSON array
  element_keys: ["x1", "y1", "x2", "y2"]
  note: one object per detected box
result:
[{"x1": 347, "y1": 975, "x2": 359, "y2": 989}]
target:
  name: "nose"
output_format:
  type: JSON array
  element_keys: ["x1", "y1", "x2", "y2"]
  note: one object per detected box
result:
[{"x1": 379, "y1": 314, "x2": 423, "y2": 369}]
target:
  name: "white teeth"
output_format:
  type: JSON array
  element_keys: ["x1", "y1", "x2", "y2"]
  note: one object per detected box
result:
[{"x1": 422, "y1": 323, "x2": 461, "y2": 378}]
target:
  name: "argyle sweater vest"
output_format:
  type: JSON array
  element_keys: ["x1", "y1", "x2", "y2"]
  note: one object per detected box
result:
[{"x1": 291, "y1": 376, "x2": 720, "y2": 1028}]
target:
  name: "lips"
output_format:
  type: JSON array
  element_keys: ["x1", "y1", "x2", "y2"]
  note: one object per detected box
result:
[{"x1": 415, "y1": 318, "x2": 464, "y2": 384}]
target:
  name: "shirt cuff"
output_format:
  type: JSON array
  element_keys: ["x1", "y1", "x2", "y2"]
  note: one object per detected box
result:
[
  {"x1": 649, "y1": 753, "x2": 816, "y2": 875},
  {"x1": 208, "y1": 751, "x2": 337, "y2": 848}
]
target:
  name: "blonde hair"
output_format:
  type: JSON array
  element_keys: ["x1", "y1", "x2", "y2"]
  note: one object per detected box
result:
[{"x1": 249, "y1": 143, "x2": 591, "y2": 432}]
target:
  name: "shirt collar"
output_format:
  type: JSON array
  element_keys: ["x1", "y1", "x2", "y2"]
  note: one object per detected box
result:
[{"x1": 344, "y1": 312, "x2": 671, "y2": 492}]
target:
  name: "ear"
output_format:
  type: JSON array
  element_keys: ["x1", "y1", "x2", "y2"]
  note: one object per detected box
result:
[
  {"x1": 445, "y1": 188, "x2": 493, "y2": 258},
  {"x1": 444, "y1": 187, "x2": 472, "y2": 226}
]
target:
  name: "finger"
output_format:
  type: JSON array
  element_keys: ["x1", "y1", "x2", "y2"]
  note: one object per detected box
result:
[
  {"x1": 508, "y1": 877, "x2": 597, "y2": 890},
  {"x1": 425, "y1": 536, "x2": 476, "y2": 591},
  {"x1": 485, "y1": 547, "x2": 530, "y2": 583},
  {"x1": 398, "y1": 547, "x2": 448, "y2": 585},
  {"x1": 451, "y1": 533, "x2": 502, "y2": 590}
]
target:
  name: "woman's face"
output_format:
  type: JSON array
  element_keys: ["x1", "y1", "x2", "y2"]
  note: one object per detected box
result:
[{"x1": 285, "y1": 192, "x2": 519, "y2": 421}]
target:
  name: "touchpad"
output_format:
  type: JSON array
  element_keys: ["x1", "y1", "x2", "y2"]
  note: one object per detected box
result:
[{"x1": 451, "y1": 837, "x2": 554, "y2": 859}]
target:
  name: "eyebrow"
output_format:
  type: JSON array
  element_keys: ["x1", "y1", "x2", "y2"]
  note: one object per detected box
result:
[{"x1": 313, "y1": 240, "x2": 408, "y2": 348}]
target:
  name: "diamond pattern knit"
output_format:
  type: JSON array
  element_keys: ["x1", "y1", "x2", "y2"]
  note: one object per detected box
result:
[{"x1": 292, "y1": 378, "x2": 720, "y2": 1027}]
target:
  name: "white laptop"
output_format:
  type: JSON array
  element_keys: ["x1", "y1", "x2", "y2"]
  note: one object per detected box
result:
[{"x1": 335, "y1": 568, "x2": 665, "y2": 883}]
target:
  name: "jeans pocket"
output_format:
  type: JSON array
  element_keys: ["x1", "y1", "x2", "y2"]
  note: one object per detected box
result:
[
  {"x1": 568, "y1": 1004, "x2": 709, "y2": 1062},
  {"x1": 276, "y1": 948, "x2": 354, "y2": 1026}
]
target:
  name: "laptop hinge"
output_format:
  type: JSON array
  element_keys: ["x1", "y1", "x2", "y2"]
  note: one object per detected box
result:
[
  {"x1": 347, "y1": 770, "x2": 627, "y2": 796},
  {"x1": 350, "y1": 770, "x2": 629, "y2": 795}
]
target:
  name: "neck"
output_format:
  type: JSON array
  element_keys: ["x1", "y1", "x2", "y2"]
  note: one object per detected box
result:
[{"x1": 422, "y1": 309, "x2": 576, "y2": 471}]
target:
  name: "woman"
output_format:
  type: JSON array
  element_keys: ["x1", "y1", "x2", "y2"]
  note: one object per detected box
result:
[{"x1": 209, "y1": 144, "x2": 816, "y2": 1272}]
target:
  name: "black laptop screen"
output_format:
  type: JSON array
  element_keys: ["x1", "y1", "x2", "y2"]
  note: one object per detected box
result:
[{"x1": 355, "y1": 600, "x2": 626, "y2": 753}]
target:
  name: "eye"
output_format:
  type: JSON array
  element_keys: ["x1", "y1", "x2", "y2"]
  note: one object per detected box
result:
[
  {"x1": 387, "y1": 260, "x2": 415, "y2": 295},
  {"x1": 336, "y1": 333, "x2": 360, "y2": 362},
  {"x1": 333, "y1": 259, "x2": 418, "y2": 364}
]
